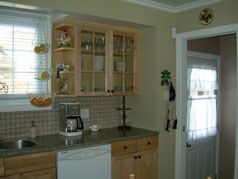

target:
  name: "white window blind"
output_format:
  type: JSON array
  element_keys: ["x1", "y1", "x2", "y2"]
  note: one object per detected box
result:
[{"x1": 0, "y1": 10, "x2": 51, "y2": 112}]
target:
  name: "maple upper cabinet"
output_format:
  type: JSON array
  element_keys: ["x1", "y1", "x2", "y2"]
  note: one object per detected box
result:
[{"x1": 52, "y1": 19, "x2": 140, "y2": 96}]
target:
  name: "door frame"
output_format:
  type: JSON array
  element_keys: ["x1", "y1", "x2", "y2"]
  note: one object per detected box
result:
[{"x1": 175, "y1": 24, "x2": 238, "y2": 179}]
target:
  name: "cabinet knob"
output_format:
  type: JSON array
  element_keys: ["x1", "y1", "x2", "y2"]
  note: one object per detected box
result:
[
  {"x1": 134, "y1": 156, "x2": 137, "y2": 159},
  {"x1": 147, "y1": 142, "x2": 151, "y2": 145},
  {"x1": 124, "y1": 146, "x2": 127, "y2": 150},
  {"x1": 111, "y1": 90, "x2": 114, "y2": 93},
  {"x1": 138, "y1": 155, "x2": 141, "y2": 159},
  {"x1": 107, "y1": 89, "x2": 110, "y2": 93}
]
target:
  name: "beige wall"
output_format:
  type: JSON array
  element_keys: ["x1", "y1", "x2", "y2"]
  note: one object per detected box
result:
[
  {"x1": 2, "y1": 0, "x2": 238, "y2": 178},
  {"x1": 0, "y1": 0, "x2": 176, "y2": 178},
  {"x1": 188, "y1": 37, "x2": 220, "y2": 55},
  {"x1": 176, "y1": 0, "x2": 238, "y2": 33},
  {"x1": 219, "y1": 34, "x2": 236, "y2": 179}
]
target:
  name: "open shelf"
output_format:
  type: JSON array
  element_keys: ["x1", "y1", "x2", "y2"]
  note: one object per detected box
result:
[
  {"x1": 53, "y1": 71, "x2": 75, "y2": 74},
  {"x1": 54, "y1": 47, "x2": 75, "y2": 52}
]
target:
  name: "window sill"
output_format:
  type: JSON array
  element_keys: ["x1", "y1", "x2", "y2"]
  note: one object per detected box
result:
[{"x1": 0, "y1": 100, "x2": 52, "y2": 112}]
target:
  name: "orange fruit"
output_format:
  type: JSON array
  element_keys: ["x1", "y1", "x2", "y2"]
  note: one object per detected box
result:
[
  {"x1": 30, "y1": 97, "x2": 37, "y2": 105},
  {"x1": 44, "y1": 97, "x2": 53, "y2": 106}
]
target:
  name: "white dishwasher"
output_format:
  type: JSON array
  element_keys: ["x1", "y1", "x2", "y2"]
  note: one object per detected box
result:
[{"x1": 57, "y1": 144, "x2": 111, "y2": 179}]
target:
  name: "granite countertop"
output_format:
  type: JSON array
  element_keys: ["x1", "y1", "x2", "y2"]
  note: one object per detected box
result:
[{"x1": 0, "y1": 127, "x2": 159, "y2": 158}]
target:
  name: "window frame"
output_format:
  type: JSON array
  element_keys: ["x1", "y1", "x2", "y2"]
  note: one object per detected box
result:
[{"x1": 0, "y1": 9, "x2": 52, "y2": 112}]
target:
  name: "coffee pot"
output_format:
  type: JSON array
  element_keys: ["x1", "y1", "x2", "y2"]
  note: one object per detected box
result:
[
  {"x1": 59, "y1": 102, "x2": 84, "y2": 136},
  {"x1": 66, "y1": 116, "x2": 84, "y2": 132}
]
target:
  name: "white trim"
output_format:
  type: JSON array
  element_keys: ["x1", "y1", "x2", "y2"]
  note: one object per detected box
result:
[
  {"x1": 234, "y1": 28, "x2": 238, "y2": 179},
  {"x1": 175, "y1": 23, "x2": 238, "y2": 179},
  {"x1": 121, "y1": 0, "x2": 225, "y2": 13}
]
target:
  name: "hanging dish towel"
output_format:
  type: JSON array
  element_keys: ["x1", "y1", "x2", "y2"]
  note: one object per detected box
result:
[{"x1": 166, "y1": 101, "x2": 177, "y2": 131}]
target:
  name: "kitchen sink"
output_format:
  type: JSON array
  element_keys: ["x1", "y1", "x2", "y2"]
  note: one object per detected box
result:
[{"x1": 0, "y1": 139, "x2": 38, "y2": 150}]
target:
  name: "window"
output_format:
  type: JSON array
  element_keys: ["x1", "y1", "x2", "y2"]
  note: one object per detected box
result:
[
  {"x1": 187, "y1": 67, "x2": 218, "y2": 140},
  {"x1": 0, "y1": 10, "x2": 51, "y2": 112}
]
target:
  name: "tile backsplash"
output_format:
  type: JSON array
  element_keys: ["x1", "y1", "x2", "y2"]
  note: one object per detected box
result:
[{"x1": 0, "y1": 96, "x2": 123, "y2": 140}]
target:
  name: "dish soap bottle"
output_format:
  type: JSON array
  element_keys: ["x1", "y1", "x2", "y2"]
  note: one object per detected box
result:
[{"x1": 30, "y1": 121, "x2": 37, "y2": 139}]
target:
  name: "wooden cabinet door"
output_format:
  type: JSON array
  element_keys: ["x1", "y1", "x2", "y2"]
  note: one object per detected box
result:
[
  {"x1": 6, "y1": 168, "x2": 56, "y2": 179},
  {"x1": 112, "y1": 32, "x2": 139, "y2": 95},
  {"x1": 136, "y1": 149, "x2": 158, "y2": 179},
  {"x1": 79, "y1": 27, "x2": 110, "y2": 96},
  {"x1": 0, "y1": 158, "x2": 4, "y2": 177},
  {"x1": 4, "y1": 152, "x2": 55, "y2": 176},
  {"x1": 112, "y1": 152, "x2": 137, "y2": 179}
]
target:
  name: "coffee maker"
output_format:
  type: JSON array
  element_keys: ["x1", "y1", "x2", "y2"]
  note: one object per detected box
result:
[{"x1": 59, "y1": 102, "x2": 84, "y2": 137}]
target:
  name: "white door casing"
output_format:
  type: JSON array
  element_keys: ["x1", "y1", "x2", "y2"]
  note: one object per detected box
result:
[{"x1": 175, "y1": 24, "x2": 238, "y2": 179}]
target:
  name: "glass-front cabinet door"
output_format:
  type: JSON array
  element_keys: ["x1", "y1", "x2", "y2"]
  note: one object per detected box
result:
[
  {"x1": 80, "y1": 29, "x2": 108, "y2": 95},
  {"x1": 112, "y1": 33, "x2": 135, "y2": 94}
]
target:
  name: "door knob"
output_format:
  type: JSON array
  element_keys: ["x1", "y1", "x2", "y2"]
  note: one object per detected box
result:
[{"x1": 186, "y1": 142, "x2": 192, "y2": 148}]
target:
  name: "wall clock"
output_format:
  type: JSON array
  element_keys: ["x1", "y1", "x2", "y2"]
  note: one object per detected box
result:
[{"x1": 199, "y1": 8, "x2": 214, "y2": 25}]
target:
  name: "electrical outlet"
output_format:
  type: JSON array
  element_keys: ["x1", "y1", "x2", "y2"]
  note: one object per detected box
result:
[{"x1": 80, "y1": 109, "x2": 89, "y2": 119}]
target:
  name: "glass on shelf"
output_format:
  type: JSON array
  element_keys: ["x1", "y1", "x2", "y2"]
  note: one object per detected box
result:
[
  {"x1": 113, "y1": 73, "x2": 123, "y2": 92},
  {"x1": 113, "y1": 35, "x2": 123, "y2": 53},
  {"x1": 113, "y1": 55, "x2": 123, "y2": 72},
  {"x1": 94, "y1": 73, "x2": 105, "y2": 92},
  {"x1": 81, "y1": 30, "x2": 93, "y2": 51},
  {"x1": 125, "y1": 36, "x2": 134, "y2": 54},
  {"x1": 125, "y1": 74, "x2": 134, "y2": 92},
  {"x1": 95, "y1": 32, "x2": 105, "y2": 52},
  {"x1": 81, "y1": 73, "x2": 93, "y2": 92}
]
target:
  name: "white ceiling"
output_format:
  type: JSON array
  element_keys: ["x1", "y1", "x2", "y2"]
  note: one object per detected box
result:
[{"x1": 122, "y1": 0, "x2": 225, "y2": 13}]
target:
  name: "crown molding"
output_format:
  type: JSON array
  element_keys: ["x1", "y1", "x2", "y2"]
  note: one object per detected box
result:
[{"x1": 122, "y1": 0, "x2": 225, "y2": 13}]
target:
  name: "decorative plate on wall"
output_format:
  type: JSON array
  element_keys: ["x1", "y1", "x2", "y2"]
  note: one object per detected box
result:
[{"x1": 199, "y1": 8, "x2": 214, "y2": 25}]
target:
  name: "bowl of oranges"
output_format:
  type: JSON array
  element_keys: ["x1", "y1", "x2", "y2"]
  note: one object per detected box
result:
[{"x1": 29, "y1": 93, "x2": 55, "y2": 107}]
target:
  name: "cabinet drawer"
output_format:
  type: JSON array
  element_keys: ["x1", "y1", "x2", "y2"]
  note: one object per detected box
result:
[
  {"x1": 6, "y1": 168, "x2": 56, "y2": 179},
  {"x1": 0, "y1": 158, "x2": 4, "y2": 177},
  {"x1": 111, "y1": 139, "x2": 137, "y2": 156},
  {"x1": 4, "y1": 152, "x2": 55, "y2": 176},
  {"x1": 137, "y1": 136, "x2": 158, "y2": 152}
]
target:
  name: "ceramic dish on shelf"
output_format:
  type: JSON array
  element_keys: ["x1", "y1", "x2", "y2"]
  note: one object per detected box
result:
[{"x1": 28, "y1": 92, "x2": 55, "y2": 107}]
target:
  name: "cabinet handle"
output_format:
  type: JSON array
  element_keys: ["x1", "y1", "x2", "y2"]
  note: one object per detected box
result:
[
  {"x1": 134, "y1": 156, "x2": 137, "y2": 159},
  {"x1": 147, "y1": 142, "x2": 151, "y2": 145},
  {"x1": 124, "y1": 146, "x2": 127, "y2": 150},
  {"x1": 138, "y1": 155, "x2": 141, "y2": 159}
]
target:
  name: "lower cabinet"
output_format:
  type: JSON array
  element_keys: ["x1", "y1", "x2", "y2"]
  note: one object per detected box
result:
[
  {"x1": 111, "y1": 135, "x2": 159, "y2": 179},
  {"x1": 5, "y1": 168, "x2": 56, "y2": 179},
  {"x1": 2, "y1": 152, "x2": 56, "y2": 179}
]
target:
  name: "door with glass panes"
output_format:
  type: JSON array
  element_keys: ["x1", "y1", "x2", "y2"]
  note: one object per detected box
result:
[
  {"x1": 80, "y1": 28, "x2": 109, "y2": 95},
  {"x1": 112, "y1": 33, "x2": 135, "y2": 95}
]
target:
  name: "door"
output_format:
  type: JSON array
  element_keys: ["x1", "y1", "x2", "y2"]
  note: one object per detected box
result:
[
  {"x1": 112, "y1": 152, "x2": 136, "y2": 179},
  {"x1": 186, "y1": 51, "x2": 220, "y2": 179},
  {"x1": 80, "y1": 28, "x2": 109, "y2": 96},
  {"x1": 6, "y1": 168, "x2": 56, "y2": 179},
  {"x1": 112, "y1": 32, "x2": 136, "y2": 95},
  {"x1": 136, "y1": 150, "x2": 158, "y2": 179}
]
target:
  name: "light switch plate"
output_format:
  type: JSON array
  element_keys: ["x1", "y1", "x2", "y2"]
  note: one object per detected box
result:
[
  {"x1": 164, "y1": 91, "x2": 169, "y2": 101},
  {"x1": 80, "y1": 109, "x2": 89, "y2": 119}
]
